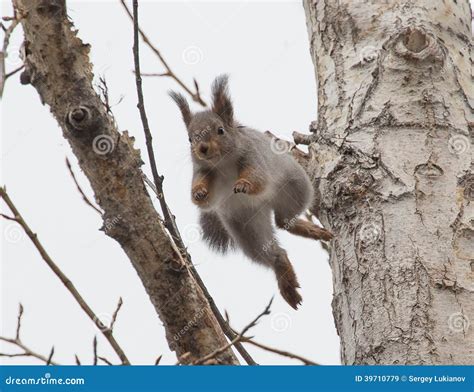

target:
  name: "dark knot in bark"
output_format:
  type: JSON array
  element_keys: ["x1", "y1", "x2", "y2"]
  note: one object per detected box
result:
[
  {"x1": 395, "y1": 28, "x2": 444, "y2": 64},
  {"x1": 66, "y1": 105, "x2": 98, "y2": 133}
]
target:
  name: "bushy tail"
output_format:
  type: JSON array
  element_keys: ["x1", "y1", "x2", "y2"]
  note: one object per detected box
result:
[{"x1": 199, "y1": 212, "x2": 234, "y2": 253}]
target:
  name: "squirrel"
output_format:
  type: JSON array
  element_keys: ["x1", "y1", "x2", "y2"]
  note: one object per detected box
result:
[{"x1": 169, "y1": 75, "x2": 333, "y2": 309}]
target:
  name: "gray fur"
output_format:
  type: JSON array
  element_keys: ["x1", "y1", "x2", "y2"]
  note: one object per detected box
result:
[{"x1": 170, "y1": 75, "x2": 315, "y2": 308}]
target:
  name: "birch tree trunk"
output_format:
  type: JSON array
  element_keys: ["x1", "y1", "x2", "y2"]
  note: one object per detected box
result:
[
  {"x1": 304, "y1": 0, "x2": 473, "y2": 364},
  {"x1": 12, "y1": 0, "x2": 238, "y2": 364}
]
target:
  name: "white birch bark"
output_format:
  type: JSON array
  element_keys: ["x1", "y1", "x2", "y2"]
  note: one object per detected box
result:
[{"x1": 303, "y1": 0, "x2": 473, "y2": 364}]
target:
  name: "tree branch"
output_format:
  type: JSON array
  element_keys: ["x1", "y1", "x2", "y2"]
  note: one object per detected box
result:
[
  {"x1": 120, "y1": 0, "x2": 206, "y2": 107},
  {"x1": 0, "y1": 187, "x2": 130, "y2": 365},
  {"x1": 191, "y1": 299, "x2": 319, "y2": 366},
  {"x1": 0, "y1": 305, "x2": 60, "y2": 365},
  {"x1": 0, "y1": 12, "x2": 21, "y2": 97}
]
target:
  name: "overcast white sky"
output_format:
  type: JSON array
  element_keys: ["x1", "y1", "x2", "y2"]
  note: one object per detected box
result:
[{"x1": 1, "y1": 0, "x2": 340, "y2": 365}]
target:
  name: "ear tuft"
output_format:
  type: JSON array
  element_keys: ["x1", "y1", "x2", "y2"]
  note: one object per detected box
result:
[
  {"x1": 169, "y1": 91, "x2": 192, "y2": 127},
  {"x1": 211, "y1": 74, "x2": 233, "y2": 126}
]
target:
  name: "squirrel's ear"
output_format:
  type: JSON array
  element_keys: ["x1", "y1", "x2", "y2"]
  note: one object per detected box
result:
[
  {"x1": 211, "y1": 74, "x2": 233, "y2": 126},
  {"x1": 169, "y1": 91, "x2": 192, "y2": 127}
]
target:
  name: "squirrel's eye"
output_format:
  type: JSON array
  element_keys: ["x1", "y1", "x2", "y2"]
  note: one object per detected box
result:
[
  {"x1": 217, "y1": 127, "x2": 225, "y2": 135},
  {"x1": 188, "y1": 137, "x2": 192, "y2": 143}
]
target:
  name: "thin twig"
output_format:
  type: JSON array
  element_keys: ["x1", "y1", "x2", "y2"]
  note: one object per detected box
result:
[
  {"x1": 130, "y1": 0, "x2": 255, "y2": 366},
  {"x1": 1, "y1": 15, "x2": 21, "y2": 97},
  {"x1": 120, "y1": 0, "x2": 206, "y2": 107},
  {"x1": 154, "y1": 355, "x2": 162, "y2": 365},
  {"x1": 193, "y1": 298, "x2": 320, "y2": 366},
  {"x1": 5, "y1": 64, "x2": 24, "y2": 78},
  {"x1": 98, "y1": 356, "x2": 113, "y2": 365},
  {"x1": 15, "y1": 303, "x2": 23, "y2": 341},
  {"x1": 65, "y1": 158, "x2": 103, "y2": 216},
  {"x1": 46, "y1": 346, "x2": 55, "y2": 366},
  {"x1": 241, "y1": 338, "x2": 319, "y2": 366},
  {"x1": 192, "y1": 299, "x2": 272, "y2": 365},
  {"x1": 0, "y1": 305, "x2": 60, "y2": 365},
  {"x1": 75, "y1": 354, "x2": 81, "y2": 365},
  {"x1": 92, "y1": 336, "x2": 98, "y2": 366},
  {"x1": 0, "y1": 187, "x2": 130, "y2": 365},
  {"x1": 110, "y1": 297, "x2": 123, "y2": 332},
  {"x1": 293, "y1": 131, "x2": 313, "y2": 145}
]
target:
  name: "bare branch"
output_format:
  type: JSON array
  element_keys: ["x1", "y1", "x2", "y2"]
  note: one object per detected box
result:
[
  {"x1": 192, "y1": 299, "x2": 272, "y2": 365},
  {"x1": 5, "y1": 64, "x2": 24, "y2": 78},
  {"x1": 154, "y1": 355, "x2": 163, "y2": 365},
  {"x1": 98, "y1": 356, "x2": 113, "y2": 365},
  {"x1": 15, "y1": 303, "x2": 23, "y2": 341},
  {"x1": 0, "y1": 306, "x2": 60, "y2": 365},
  {"x1": 0, "y1": 13, "x2": 21, "y2": 97},
  {"x1": 46, "y1": 346, "x2": 55, "y2": 366},
  {"x1": 120, "y1": 0, "x2": 206, "y2": 107},
  {"x1": 0, "y1": 187, "x2": 130, "y2": 365},
  {"x1": 65, "y1": 158, "x2": 103, "y2": 216},
  {"x1": 110, "y1": 297, "x2": 123, "y2": 332},
  {"x1": 193, "y1": 298, "x2": 320, "y2": 366},
  {"x1": 92, "y1": 336, "x2": 98, "y2": 366},
  {"x1": 241, "y1": 339, "x2": 319, "y2": 366},
  {"x1": 293, "y1": 131, "x2": 313, "y2": 145},
  {"x1": 75, "y1": 354, "x2": 81, "y2": 365}
]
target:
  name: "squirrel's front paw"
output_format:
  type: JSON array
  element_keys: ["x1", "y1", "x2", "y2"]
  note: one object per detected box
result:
[
  {"x1": 233, "y1": 178, "x2": 253, "y2": 194},
  {"x1": 192, "y1": 185, "x2": 209, "y2": 204}
]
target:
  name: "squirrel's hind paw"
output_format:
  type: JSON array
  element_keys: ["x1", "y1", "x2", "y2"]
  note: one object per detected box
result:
[{"x1": 279, "y1": 279, "x2": 303, "y2": 310}]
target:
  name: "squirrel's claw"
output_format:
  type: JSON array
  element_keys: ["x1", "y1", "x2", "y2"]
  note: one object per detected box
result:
[
  {"x1": 233, "y1": 178, "x2": 252, "y2": 194},
  {"x1": 192, "y1": 186, "x2": 209, "y2": 203},
  {"x1": 279, "y1": 280, "x2": 303, "y2": 310}
]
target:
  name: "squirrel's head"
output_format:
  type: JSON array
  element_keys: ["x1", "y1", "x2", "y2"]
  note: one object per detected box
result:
[{"x1": 170, "y1": 75, "x2": 236, "y2": 165}]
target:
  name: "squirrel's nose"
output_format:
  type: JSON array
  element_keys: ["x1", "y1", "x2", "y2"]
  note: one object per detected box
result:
[{"x1": 199, "y1": 143, "x2": 209, "y2": 155}]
